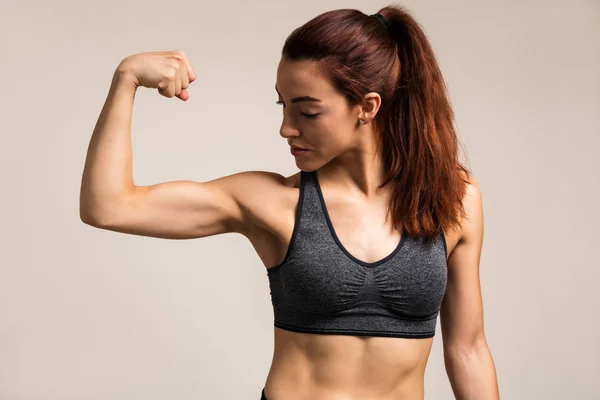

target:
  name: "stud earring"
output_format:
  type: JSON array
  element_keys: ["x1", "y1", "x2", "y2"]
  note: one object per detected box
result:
[{"x1": 359, "y1": 119, "x2": 366, "y2": 125}]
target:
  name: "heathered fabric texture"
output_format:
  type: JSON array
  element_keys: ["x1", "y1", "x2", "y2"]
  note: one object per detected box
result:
[{"x1": 266, "y1": 170, "x2": 448, "y2": 338}]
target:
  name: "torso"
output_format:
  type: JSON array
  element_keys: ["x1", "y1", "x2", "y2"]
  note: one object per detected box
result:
[{"x1": 241, "y1": 171, "x2": 462, "y2": 400}]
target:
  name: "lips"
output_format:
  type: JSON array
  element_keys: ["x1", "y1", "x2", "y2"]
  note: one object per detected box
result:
[{"x1": 290, "y1": 146, "x2": 310, "y2": 156}]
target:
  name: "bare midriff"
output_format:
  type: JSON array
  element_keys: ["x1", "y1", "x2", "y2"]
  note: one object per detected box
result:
[{"x1": 263, "y1": 326, "x2": 435, "y2": 400}]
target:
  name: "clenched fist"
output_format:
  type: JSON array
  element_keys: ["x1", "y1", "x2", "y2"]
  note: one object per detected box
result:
[{"x1": 117, "y1": 50, "x2": 197, "y2": 101}]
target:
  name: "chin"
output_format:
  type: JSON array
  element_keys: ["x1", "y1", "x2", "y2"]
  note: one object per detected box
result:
[{"x1": 295, "y1": 159, "x2": 326, "y2": 173}]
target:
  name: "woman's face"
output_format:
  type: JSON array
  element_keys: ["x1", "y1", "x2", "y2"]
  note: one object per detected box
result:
[{"x1": 275, "y1": 57, "x2": 365, "y2": 171}]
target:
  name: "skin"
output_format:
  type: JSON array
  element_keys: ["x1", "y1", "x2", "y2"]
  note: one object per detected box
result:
[{"x1": 80, "y1": 52, "x2": 499, "y2": 399}]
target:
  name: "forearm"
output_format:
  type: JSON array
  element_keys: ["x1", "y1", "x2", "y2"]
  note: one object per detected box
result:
[
  {"x1": 444, "y1": 342, "x2": 500, "y2": 399},
  {"x1": 80, "y1": 67, "x2": 138, "y2": 223}
]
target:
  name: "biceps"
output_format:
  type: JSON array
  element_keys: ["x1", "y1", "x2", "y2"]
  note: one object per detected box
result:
[{"x1": 104, "y1": 180, "x2": 244, "y2": 239}]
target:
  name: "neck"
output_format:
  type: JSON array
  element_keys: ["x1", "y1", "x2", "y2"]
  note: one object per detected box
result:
[{"x1": 319, "y1": 135, "x2": 388, "y2": 200}]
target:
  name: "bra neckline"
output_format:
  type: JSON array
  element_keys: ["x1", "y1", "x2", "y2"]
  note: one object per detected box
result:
[{"x1": 312, "y1": 170, "x2": 407, "y2": 268}]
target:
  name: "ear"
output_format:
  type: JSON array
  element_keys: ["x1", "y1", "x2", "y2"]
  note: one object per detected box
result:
[{"x1": 358, "y1": 92, "x2": 382, "y2": 123}]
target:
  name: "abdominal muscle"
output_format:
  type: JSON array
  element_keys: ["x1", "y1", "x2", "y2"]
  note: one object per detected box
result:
[{"x1": 263, "y1": 327, "x2": 434, "y2": 400}]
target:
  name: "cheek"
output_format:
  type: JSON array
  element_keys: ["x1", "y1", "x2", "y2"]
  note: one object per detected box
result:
[
  {"x1": 315, "y1": 132, "x2": 351, "y2": 158},
  {"x1": 305, "y1": 115, "x2": 354, "y2": 151},
  {"x1": 323, "y1": 120, "x2": 354, "y2": 145}
]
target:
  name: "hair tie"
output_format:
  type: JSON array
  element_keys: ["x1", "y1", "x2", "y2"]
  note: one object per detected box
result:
[{"x1": 370, "y1": 13, "x2": 389, "y2": 31}]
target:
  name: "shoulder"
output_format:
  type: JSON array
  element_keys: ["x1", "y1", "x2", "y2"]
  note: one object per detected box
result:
[
  {"x1": 212, "y1": 170, "x2": 301, "y2": 235},
  {"x1": 458, "y1": 171, "x2": 483, "y2": 245},
  {"x1": 210, "y1": 169, "x2": 298, "y2": 191}
]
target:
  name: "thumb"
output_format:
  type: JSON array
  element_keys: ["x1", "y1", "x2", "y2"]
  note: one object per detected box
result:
[{"x1": 176, "y1": 89, "x2": 189, "y2": 101}]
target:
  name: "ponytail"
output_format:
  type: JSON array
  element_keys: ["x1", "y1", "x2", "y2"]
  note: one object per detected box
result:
[{"x1": 282, "y1": 5, "x2": 471, "y2": 241}]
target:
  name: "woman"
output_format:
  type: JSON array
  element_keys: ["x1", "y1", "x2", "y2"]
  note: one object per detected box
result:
[{"x1": 80, "y1": 5, "x2": 499, "y2": 400}]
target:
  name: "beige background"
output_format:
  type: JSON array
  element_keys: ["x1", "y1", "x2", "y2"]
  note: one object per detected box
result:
[{"x1": 1, "y1": 0, "x2": 599, "y2": 399}]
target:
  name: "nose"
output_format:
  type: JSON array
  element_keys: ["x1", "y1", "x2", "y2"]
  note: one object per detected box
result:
[{"x1": 279, "y1": 114, "x2": 300, "y2": 140}]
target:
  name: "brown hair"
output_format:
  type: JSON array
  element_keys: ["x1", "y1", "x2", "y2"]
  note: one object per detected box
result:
[{"x1": 282, "y1": 5, "x2": 471, "y2": 241}]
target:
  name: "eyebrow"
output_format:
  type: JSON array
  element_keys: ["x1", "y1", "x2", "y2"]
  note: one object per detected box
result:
[{"x1": 275, "y1": 84, "x2": 322, "y2": 103}]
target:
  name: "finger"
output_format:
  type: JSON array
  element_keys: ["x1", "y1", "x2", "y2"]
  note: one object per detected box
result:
[
  {"x1": 173, "y1": 66, "x2": 182, "y2": 97},
  {"x1": 158, "y1": 79, "x2": 176, "y2": 98},
  {"x1": 157, "y1": 80, "x2": 170, "y2": 98},
  {"x1": 177, "y1": 89, "x2": 189, "y2": 101},
  {"x1": 179, "y1": 58, "x2": 190, "y2": 90},
  {"x1": 176, "y1": 50, "x2": 196, "y2": 83}
]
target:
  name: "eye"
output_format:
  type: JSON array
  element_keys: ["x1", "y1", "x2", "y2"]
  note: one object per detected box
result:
[{"x1": 276, "y1": 101, "x2": 319, "y2": 118}]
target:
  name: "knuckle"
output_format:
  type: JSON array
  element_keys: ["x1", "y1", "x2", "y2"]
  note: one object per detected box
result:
[
  {"x1": 160, "y1": 88, "x2": 175, "y2": 98},
  {"x1": 165, "y1": 67, "x2": 178, "y2": 80},
  {"x1": 170, "y1": 52, "x2": 184, "y2": 62}
]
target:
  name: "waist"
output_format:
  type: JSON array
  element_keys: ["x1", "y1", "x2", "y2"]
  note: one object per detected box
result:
[{"x1": 263, "y1": 327, "x2": 433, "y2": 399}]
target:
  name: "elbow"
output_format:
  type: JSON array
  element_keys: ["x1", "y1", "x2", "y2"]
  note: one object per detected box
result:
[
  {"x1": 79, "y1": 198, "x2": 121, "y2": 228},
  {"x1": 80, "y1": 210, "x2": 102, "y2": 227},
  {"x1": 444, "y1": 335, "x2": 488, "y2": 358},
  {"x1": 80, "y1": 206, "x2": 109, "y2": 228},
  {"x1": 79, "y1": 187, "x2": 133, "y2": 228}
]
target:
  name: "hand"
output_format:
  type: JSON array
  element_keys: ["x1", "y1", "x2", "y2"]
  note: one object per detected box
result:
[{"x1": 117, "y1": 50, "x2": 197, "y2": 101}]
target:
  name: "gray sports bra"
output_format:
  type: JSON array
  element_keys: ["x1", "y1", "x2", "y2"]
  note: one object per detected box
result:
[{"x1": 266, "y1": 170, "x2": 448, "y2": 338}]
